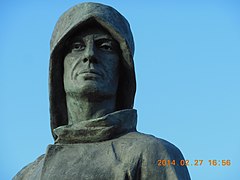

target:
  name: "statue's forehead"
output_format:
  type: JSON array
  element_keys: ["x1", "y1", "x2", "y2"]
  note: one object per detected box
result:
[
  {"x1": 72, "y1": 33, "x2": 113, "y2": 41},
  {"x1": 68, "y1": 26, "x2": 116, "y2": 43}
]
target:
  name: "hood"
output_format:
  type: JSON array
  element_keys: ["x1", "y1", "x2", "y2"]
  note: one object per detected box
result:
[
  {"x1": 54, "y1": 109, "x2": 137, "y2": 144},
  {"x1": 49, "y1": 2, "x2": 136, "y2": 140}
]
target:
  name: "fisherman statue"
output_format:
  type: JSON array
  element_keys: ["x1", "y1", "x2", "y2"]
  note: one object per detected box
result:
[{"x1": 14, "y1": 2, "x2": 190, "y2": 180}]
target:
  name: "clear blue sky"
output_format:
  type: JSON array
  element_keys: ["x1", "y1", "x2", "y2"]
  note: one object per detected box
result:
[{"x1": 1, "y1": 0, "x2": 240, "y2": 179}]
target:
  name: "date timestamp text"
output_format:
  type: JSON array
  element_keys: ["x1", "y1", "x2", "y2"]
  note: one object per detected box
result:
[{"x1": 157, "y1": 159, "x2": 231, "y2": 167}]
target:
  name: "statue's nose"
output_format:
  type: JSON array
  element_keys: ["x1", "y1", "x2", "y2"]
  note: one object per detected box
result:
[{"x1": 83, "y1": 42, "x2": 97, "y2": 64}]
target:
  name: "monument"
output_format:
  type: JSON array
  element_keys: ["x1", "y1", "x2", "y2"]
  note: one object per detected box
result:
[{"x1": 14, "y1": 2, "x2": 191, "y2": 180}]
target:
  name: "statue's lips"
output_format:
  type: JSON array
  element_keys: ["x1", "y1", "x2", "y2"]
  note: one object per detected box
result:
[{"x1": 78, "y1": 70, "x2": 103, "y2": 78}]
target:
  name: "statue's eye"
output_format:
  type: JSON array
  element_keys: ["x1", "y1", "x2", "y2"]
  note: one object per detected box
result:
[
  {"x1": 99, "y1": 43, "x2": 113, "y2": 51},
  {"x1": 96, "y1": 39, "x2": 117, "y2": 52},
  {"x1": 72, "y1": 42, "x2": 85, "y2": 51}
]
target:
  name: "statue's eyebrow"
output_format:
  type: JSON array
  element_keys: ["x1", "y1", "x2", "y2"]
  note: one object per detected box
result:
[
  {"x1": 93, "y1": 34, "x2": 114, "y2": 41},
  {"x1": 65, "y1": 34, "x2": 117, "y2": 48}
]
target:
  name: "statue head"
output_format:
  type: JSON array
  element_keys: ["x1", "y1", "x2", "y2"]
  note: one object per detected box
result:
[
  {"x1": 63, "y1": 22, "x2": 121, "y2": 101},
  {"x1": 49, "y1": 2, "x2": 136, "y2": 139}
]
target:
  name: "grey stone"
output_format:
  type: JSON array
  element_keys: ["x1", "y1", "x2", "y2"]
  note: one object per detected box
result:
[{"x1": 14, "y1": 2, "x2": 191, "y2": 180}]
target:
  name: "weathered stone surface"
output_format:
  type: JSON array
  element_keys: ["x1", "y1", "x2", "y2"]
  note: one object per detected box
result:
[{"x1": 14, "y1": 2, "x2": 190, "y2": 180}]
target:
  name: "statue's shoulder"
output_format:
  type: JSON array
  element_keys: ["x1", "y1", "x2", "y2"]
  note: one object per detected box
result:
[
  {"x1": 13, "y1": 154, "x2": 45, "y2": 180},
  {"x1": 120, "y1": 132, "x2": 191, "y2": 179},
  {"x1": 123, "y1": 131, "x2": 184, "y2": 157}
]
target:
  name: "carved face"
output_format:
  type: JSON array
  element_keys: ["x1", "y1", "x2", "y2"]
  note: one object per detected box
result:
[{"x1": 63, "y1": 26, "x2": 120, "y2": 99}]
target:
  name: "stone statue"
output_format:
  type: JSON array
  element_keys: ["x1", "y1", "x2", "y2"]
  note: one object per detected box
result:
[{"x1": 14, "y1": 2, "x2": 190, "y2": 180}]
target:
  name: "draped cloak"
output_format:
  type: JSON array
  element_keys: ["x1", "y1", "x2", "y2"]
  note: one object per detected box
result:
[
  {"x1": 13, "y1": 3, "x2": 191, "y2": 180},
  {"x1": 14, "y1": 110, "x2": 190, "y2": 180}
]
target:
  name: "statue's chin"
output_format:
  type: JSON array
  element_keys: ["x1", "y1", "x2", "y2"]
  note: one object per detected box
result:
[{"x1": 66, "y1": 84, "x2": 116, "y2": 102}]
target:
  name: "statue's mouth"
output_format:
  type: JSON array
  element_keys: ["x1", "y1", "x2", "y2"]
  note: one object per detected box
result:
[
  {"x1": 77, "y1": 69, "x2": 103, "y2": 80},
  {"x1": 79, "y1": 69, "x2": 102, "y2": 76}
]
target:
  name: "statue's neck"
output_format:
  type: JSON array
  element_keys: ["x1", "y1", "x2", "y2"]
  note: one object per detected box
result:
[{"x1": 65, "y1": 93, "x2": 116, "y2": 124}]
